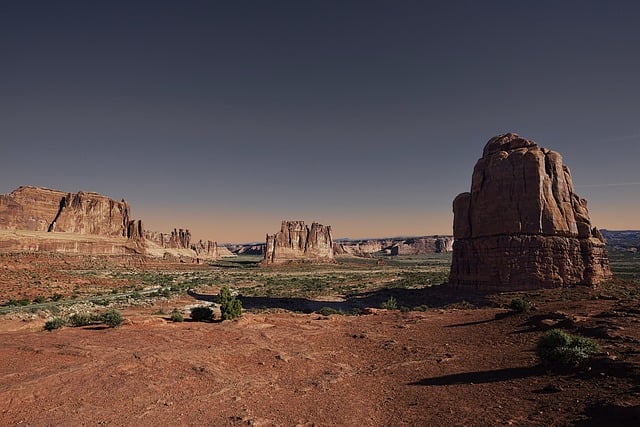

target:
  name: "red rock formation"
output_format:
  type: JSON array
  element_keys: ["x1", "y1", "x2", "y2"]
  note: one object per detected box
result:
[
  {"x1": 390, "y1": 237, "x2": 454, "y2": 255},
  {"x1": 144, "y1": 229, "x2": 191, "y2": 249},
  {"x1": 262, "y1": 221, "x2": 334, "y2": 264},
  {"x1": 449, "y1": 133, "x2": 612, "y2": 289},
  {"x1": 333, "y1": 236, "x2": 453, "y2": 257},
  {"x1": 0, "y1": 186, "x2": 145, "y2": 254},
  {"x1": 0, "y1": 186, "x2": 133, "y2": 237},
  {"x1": 191, "y1": 240, "x2": 219, "y2": 259}
]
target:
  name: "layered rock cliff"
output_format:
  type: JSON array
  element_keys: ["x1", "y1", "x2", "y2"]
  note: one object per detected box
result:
[
  {"x1": 390, "y1": 237, "x2": 454, "y2": 255},
  {"x1": 333, "y1": 236, "x2": 453, "y2": 257},
  {"x1": 0, "y1": 186, "x2": 137, "y2": 237},
  {"x1": 449, "y1": 133, "x2": 612, "y2": 289},
  {"x1": 144, "y1": 229, "x2": 191, "y2": 249},
  {"x1": 262, "y1": 221, "x2": 334, "y2": 264},
  {"x1": 0, "y1": 186, "x2": 144, "y2": 254}
]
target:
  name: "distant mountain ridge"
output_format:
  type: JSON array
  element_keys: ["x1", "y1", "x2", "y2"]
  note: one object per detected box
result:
[{"x1": 601, "y1": 230, "x2": 640, "y2": 251}]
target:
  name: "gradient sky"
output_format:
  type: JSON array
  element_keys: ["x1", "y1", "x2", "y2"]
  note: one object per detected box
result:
[{"x1": 2, "y1": 1, "x2": 639, "y2": 243}]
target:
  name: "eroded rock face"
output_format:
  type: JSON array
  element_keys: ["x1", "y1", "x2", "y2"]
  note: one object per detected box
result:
[
  {"x1": 144, "y1": 229, "x2": 191, "y2": 249},
  {"x1": 262, "y1": 221, "x2": 334, "y2": 264},
  {"x1": 0, "y1": 186, "x2": 135, "y2": 237},
  {"x1": 0, "y1": 186, "x2": 145, "y2": 254},
  {"x1": 390, "y1": 237, "x2": 454, "y2": 256},
  {"x1": 191, "y1": 240, "x2": 220, "y2": 259},
  {"x1": 333, "y1": 236, "x2": 453, "y2": 257},
  {"x1": 449, "y1": 133, "x2": 612, "y2": 289}
]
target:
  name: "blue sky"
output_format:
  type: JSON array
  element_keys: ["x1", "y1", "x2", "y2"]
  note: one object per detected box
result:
[{"x1": 2, "y1": 1, "x2": 639, "y2": 242}]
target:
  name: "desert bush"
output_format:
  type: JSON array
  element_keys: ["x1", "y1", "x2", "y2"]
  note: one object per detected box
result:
[
  {"x1": 157, "y1": 288, "x2": 172, "y2": 298},
  {"x1": 68, "y1": 312, "x2": 94, "y2": 327},
  {"x1": 170, "y1": 308, "x2": 184, "y2": 322},
  {"x1": 219, "y1": 285, "x2": 242, "y2": 320},
  {"x1": 380, "y1": 296, "x2": 398, "y2": 310},
  {"x1": 44, "y1": 317, "x2": 67, "y2": 331},
  {"x1": 190, "y1": 306, "x2": 214, "y2": 322},
  {"x1": 33, "y1": 295, "x2": 46, "y2": 304},
  {"x1": 536, "y1": 329, "x2": 598, "y2": 368},
  {"x1": 412, "y1": 305, "x2": 429, "y2": 312},
  {"x1": 100, "y1": 309, "x2": 124, "y2": 328},
  {"x1": 509, "y1": 298, "x2": 533, "y2": 313},
  {"x1": 51, "y1": 293, "x2": 64, "y2": 302},
  {"x1": 4, "y1": 298, "x2": 31, "y2": 307},
  {"x1": 318, "y1": 306, "x2": 344, "y2": 316}
]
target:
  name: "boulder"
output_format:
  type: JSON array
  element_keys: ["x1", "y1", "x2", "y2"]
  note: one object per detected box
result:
[{"x1": 449, "y1": 133, "x2": 612, "y2": 289}]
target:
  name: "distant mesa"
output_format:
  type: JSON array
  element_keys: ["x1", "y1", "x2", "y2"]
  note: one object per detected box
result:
[
  {"x1": 449, "y1": 133, "x2": 612, "y2": 289},
  {"x1": 261, "y1": 220, "x2": 334, "y2": 265},
  {"x1": 0, "y1": 186, "x2": 222, "y2": 260},
  {"x1": 334, "y1": 236, "x2": 453, "y2": 257}
]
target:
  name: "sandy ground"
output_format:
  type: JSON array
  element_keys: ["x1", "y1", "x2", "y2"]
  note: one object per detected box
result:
[
  {"x1": 1, "y1": 253, "x2": 640, "y2": 426},
  {"x1": 2, "y1": 299, "x2": 640, "y2": 426}
]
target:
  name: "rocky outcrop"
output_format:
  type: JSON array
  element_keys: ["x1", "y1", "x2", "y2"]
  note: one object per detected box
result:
[
  {"x1": 191, "y1": 240, "x2": 222, "y2": 260},
  {"x1": 390, "y1": 237, "x2": 454, "y2": 255},
  {"x1": 449, "y1": 133, "x2": 612, "y2": 289},
  {"x1": 0, "y1": 186, "x2": 145, "y2": 254},
  {"x1": 228, "y1": 244, "x2": 265, "y2": 256},
  {"x1": 333, "y1": 236, "x2": 453, "y2": 257},
  {"x1": 144, "y1": 229, "x2": 191, "y2": 249},
  {"x1": 262, "y1": 221, "x2": 334, "y2": 264},
  {"x1": 0, "y1": 186, "x2": 136, "y2": 237}
]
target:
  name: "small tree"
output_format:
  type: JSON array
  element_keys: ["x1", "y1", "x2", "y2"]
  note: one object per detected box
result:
[{"x1": 219, "y1": 285, "x2": 242, "y2": 320}]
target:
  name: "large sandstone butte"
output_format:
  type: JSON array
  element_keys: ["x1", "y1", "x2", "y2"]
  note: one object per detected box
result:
[
  {"x1": 449, "y1": 133, "x2": 612, "y2": 289},
  {"x1": 0, "y1": 186, "x2": 227, "y2": 260},
  {"x1": 262, "y1": 220, "x2": 334, "y2": 264},
  {"x1": 0, "y1": 186, "x2": 139, "y2": 238}
]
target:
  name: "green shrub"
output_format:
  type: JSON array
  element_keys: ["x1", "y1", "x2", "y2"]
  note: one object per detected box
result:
[
  {"x1": 44, "y1": 317, "x2": 67, "y2": 331},
  {"x1": 4, "y1": 298, "x2": 32, "y2": 307},
  {"x1": 190, "y1": 306, "x2": 214, "y2": 322},
  {"x1": 33, "y1": 295, "x2": 46, "y2": 304},
  {"x1": 536, "y1": 329, "x2": 598, "y2": 368},
  {"x1": 412, "y1": 305, "x2": 429, "y2": 312},
  {"x1": 400, "y1": 306, "x2": 411, "y2": 313},
  {"x1": 318, "y1": 306, "x2": 343, "y2": 316},
  {"x1": 509, "y1": 298, "x2": 533, "y2": 313},
  {"x1": 100, "y1": 309, "x2": 124, "y2": 328},
  {"x1": 68, "y1": 312, "x2": 94, "y2": 327},
  {"x1": 51, "y1": 293, "x2": 64, "y2": 302},
  {"x1": 170, "y1": 308, "x2": 184, "y2": 322},
  {"x1": 219, "y1": 286, "x2": 242, "y2": 320},
  {"x1": 380, "y1": 296, "x2": 398, "y2": 310}
]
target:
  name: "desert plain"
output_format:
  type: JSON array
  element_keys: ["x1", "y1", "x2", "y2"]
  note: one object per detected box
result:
[{"x1": 1, "y1": 250, "x2": 640, "y2": 426}]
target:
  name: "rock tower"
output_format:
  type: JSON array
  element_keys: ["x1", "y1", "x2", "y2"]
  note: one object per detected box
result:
[
  {"x1": 262, "y1": 220, "x2": 334, "y2": 264},
  {"x1": 449, "y1": 133, "x2": 612, "y2": 289}
]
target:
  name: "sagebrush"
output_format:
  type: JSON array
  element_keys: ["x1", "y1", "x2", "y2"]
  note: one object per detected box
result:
[{"x1": 536, "y1": 329, "x2": 598, "y2": 368}]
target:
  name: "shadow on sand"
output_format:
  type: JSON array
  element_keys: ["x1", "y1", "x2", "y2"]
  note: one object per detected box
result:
[
  {"x1": 411, "y1": 365, "x2": 543, "y2": 386},
  {"x1": 188, "y1": 284, "x2": 497, "y2": 314}
]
